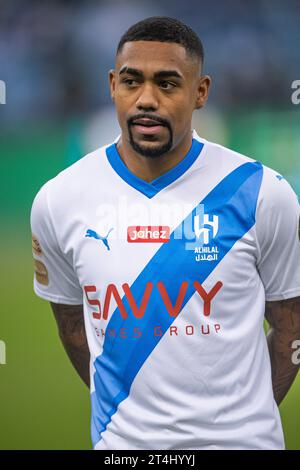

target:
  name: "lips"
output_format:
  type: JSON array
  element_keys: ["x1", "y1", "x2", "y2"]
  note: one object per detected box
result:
[
  {"x1": 131, "y1": 117, "x2": 166, "y2": 136},
  {"x1": 132, "y1": 118, "x2": 165, "y2": 127}
]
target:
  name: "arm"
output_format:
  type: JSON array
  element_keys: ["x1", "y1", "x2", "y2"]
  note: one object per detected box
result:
[
  {"x1": 50, "y1": 302, "x2": 90, "y2": 388},
  {"x1": 265, "y1": 296, "x2": 300, "y2": 406}
]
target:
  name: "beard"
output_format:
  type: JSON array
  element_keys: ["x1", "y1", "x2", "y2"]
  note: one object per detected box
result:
[{"x1": 127, "y1": 117, "x2": 173, "y2": 158}]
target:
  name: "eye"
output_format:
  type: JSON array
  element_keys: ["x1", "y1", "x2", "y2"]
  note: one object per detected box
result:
[
  {"x1": 159, "y1": 81, "x2": 176, "y2": 90},
  {"x1": 122, "y1": 78, "x2": 138, "y2": 87}
]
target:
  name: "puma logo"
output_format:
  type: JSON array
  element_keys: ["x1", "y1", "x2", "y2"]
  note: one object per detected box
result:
[{"x1": 85, "y1": 228, "x2": 113, "y2": 251}]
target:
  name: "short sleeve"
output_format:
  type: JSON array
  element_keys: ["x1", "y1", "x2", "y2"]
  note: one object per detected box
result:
[
  {"x1": 30, "y1": 181, "x2": 83, "y2": 305},
  {"x1": 256, "y1": 168, "x2": 300, "y2": 301}
]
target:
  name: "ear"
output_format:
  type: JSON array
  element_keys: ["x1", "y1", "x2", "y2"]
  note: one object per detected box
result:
[
  {"x1": 109, "y1": 69, "x2": 116, "y2": 102},
  {"x1": 195, "y1": 75, "x2": 211, "y2": 110}
]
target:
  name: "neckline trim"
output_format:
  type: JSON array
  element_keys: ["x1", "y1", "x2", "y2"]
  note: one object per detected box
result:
[{"x1": 105, "y1": 136, "x2": 204, "y2": 199}]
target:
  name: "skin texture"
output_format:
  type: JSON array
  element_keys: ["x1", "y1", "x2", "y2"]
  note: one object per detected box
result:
[
  {"x1": 265, "y1": 297, "x2": 300, "y2": 405},
  {"x1": 50, "y1": 302, "x2": 90, "y2": 388},
  {"x1": 109, "y1": 40, "x2": 211, "y2": 182}
]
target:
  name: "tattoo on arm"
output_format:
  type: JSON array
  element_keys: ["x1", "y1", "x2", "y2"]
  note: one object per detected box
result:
[
  {"x1": 265, "y1": 297, "x2": 300, "y2": 406},
  {"x1": 50, "y1": 302, "x2": 90, "y2": 388}
]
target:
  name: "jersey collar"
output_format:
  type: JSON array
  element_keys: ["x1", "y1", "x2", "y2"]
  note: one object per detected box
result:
[{"x1": 105, "y1": 130, "x2": 204, "y2": 199}]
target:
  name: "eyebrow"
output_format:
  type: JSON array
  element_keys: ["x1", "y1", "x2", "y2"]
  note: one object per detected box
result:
[{"x1": 119, "y1": 66, "x2": 183, "y2": 80}]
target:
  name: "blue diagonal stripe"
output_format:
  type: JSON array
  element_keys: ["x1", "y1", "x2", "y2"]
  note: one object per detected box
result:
[{"x1": 91, "y1": 160, "x2": 263, "y2": 446}]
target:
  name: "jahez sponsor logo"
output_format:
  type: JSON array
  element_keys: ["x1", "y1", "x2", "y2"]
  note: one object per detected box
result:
[{"x1": 127, "y1": 226, "x2": 170, "y2": 243}]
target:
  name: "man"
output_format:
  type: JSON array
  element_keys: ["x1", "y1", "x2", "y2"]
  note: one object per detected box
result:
[{"x1": 31, "y1": 16, "x2": 300, "y2": 450}]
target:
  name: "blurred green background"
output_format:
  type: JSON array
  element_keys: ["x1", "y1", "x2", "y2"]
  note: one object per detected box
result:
[{"x1": 1, "y1": 0, "x2": 300, "y2": 450}]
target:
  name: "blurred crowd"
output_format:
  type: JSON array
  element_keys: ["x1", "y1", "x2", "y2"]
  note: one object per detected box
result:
[{"x1": 0, "y1": 0, "x2": 299, "y2": 125}]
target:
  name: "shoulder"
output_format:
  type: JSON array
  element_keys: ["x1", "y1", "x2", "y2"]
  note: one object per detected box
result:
[
  {"x1": 257, "y1": 163, "x2": 299, "y2": 215},
  {"x1": 195, "y1": 133, "x2": 299, "y2": 211},
  {"x1": 48, "y1": 142, "x2": 111, "y2": 194},
  {"x1": 195, "y1": 133, "x2": 257, "y2": 168},
  {"x1": 31, "y1": 140, "x2": 115, "y2": 214},
  {"x1": 212, "y1": 142, "x2": 256, "y2": 166}
]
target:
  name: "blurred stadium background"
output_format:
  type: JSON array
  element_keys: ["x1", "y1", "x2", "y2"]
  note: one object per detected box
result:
[{"x1": 0, "y1": 0, "x2": 299, "y2": 450}]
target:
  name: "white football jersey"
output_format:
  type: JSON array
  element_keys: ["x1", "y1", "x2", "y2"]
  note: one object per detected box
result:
[{"x1": 31, "y1": 129, "x2": 300, "y2": 450}]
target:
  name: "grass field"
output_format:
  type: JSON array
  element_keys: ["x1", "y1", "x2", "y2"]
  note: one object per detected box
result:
[{"x1": 0, "y1": 118, "x2": 299, "y2": 449}]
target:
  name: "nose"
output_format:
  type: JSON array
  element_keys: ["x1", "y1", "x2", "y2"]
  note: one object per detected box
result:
[{"x1": 135, "y1": 83, "x2": 158, "y2": 111}]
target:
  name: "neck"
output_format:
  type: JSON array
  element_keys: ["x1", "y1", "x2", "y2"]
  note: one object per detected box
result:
[{"x1": 116, "y1": 129, "x2": 193, "y2": 183}]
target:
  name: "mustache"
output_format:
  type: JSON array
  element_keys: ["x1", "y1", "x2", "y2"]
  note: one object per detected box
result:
[{"x1": 127, "y1": 113, "x2": 171, "y2": 128}]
